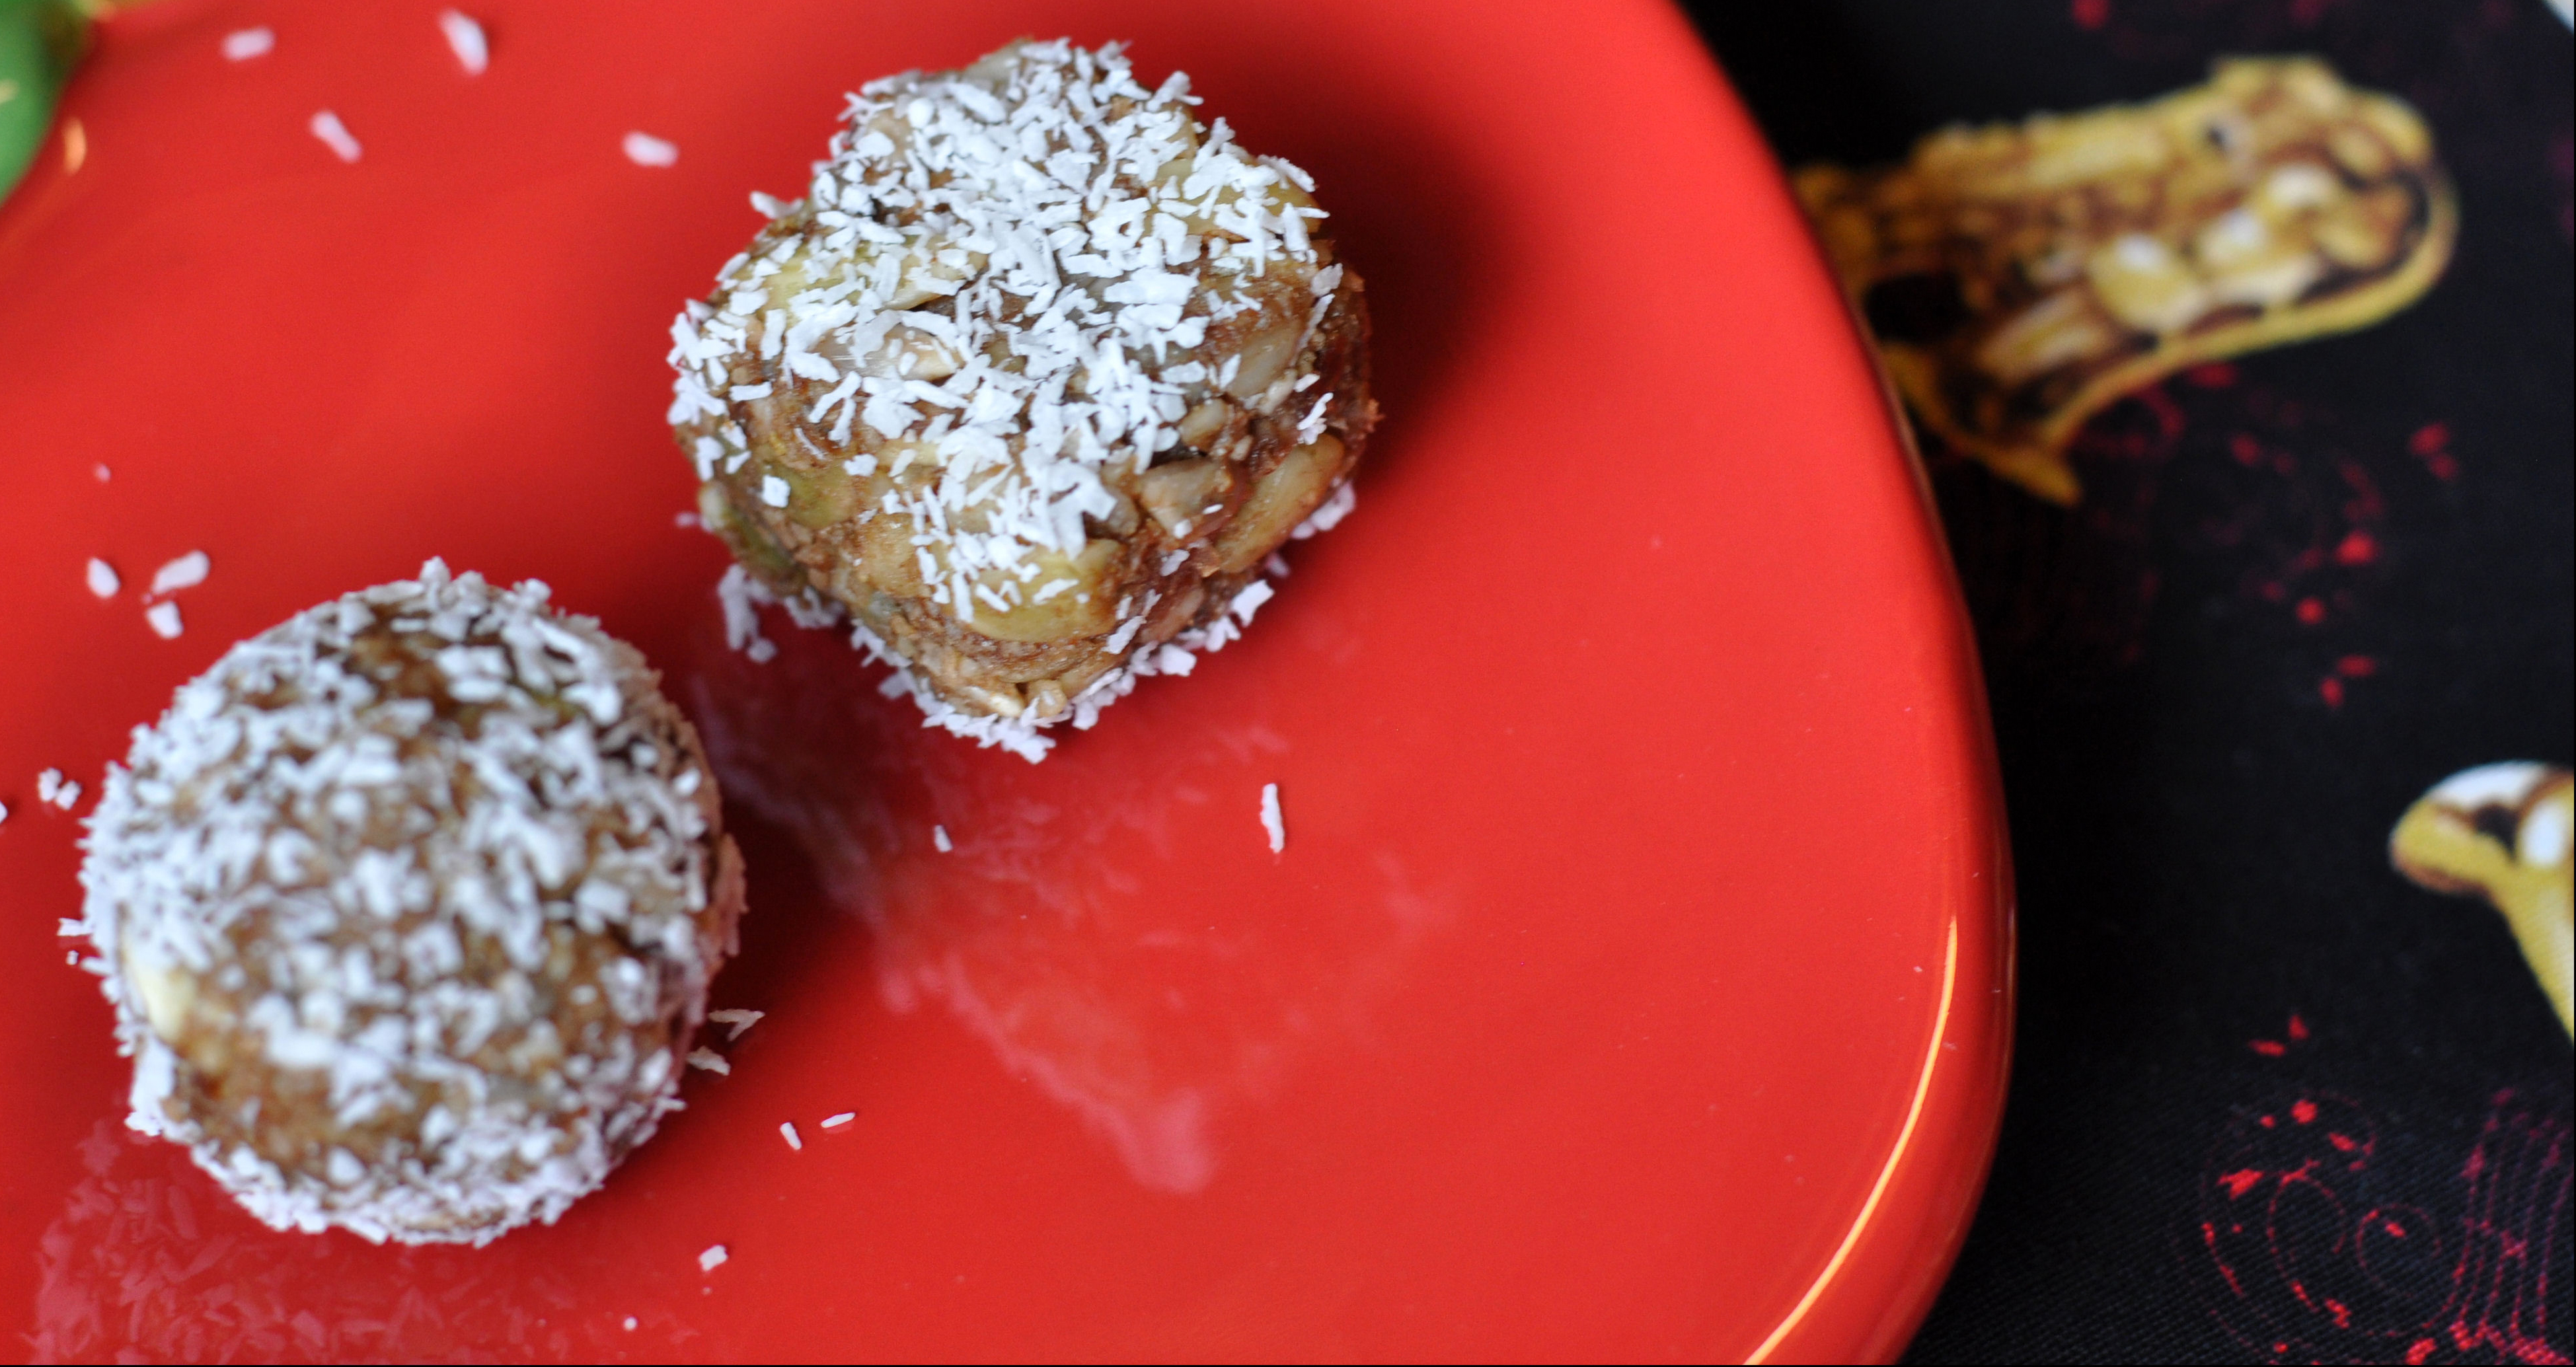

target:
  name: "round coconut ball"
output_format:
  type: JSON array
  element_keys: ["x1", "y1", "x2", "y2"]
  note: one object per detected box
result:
[{"x1": 77, "y1": 560, "x2": 745, "y2": 1245}]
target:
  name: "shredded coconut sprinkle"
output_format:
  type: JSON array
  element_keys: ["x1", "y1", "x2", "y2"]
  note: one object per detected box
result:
[
  {"x1": 145, "y1": 601, "x2": 182, "y2": 640},
  {"x1": 86, "y1": 558, "x2": 120, "y2": 599},
  {"x1": 1260, "y1": 782, "x2": 1285, "y2": 853},
  {"x1": 437, "y1": 10, "x2": 488, "y2": 76},
  {"x1": 1229, "y1": 579, "x2": 1274, "y2": 626},
  {"x1": 699, "y1": 1243, "x2": 729, "y2": 1273},
  {"x1": 39, "y1": 768, "x2": 81, "y2": 811},
  {"x1": 221, "y1": 27, "x2": 274, "y2": 61},
  {"x1": 685, "y1": 1048, "x2": 732, "y2": 1074},
  {"x1": 932, "y1": 824, "x2": 953, "y2": 853},
  {"x1": 1290, "y1": 481, "x2": 1354, "y2": 538},
  {"x1": 309, "y1": 110, "x2": 361, "y2": 163},
  {"x1": 707, "y1": 1008, "x2": 763, "y2": 1040},
  {"x1": 624, "y1": 131, "x2": 679, "y2": 167},
  {"x1": 715, "y1": 565, "x2": 779, "y2": 663},
  {"x1": 149, "y1": 550, "x2": 209, "y2": 597},
  {"x1": 821, "y1": 1111, "x2": 856, "y2": 1128},
  {"x1": 780, "y1": 1121, "x2": 802, "y2": 1150}
]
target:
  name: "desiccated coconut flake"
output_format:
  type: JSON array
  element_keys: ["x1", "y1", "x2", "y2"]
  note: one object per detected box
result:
[
  {"x1": 780, "y1": 1121, "x2": 802, "y2": 1150},
  {"x1": 38, "y1": 768, "x2": 81, "y2": 811},
  {"x1": 714, "y1": 565, "x2": 778, "y2": 663},
  {"x1": 1260, "y1": 782, "x2": 1284, "y2": 854},
  {"x1": 623, "y1": 1317, "x2": 638, "y2": 1332},
  {"x1": 932, "y1": 825, "x2": 952, "y2": 853},
  {"x1": 1289, "y1": 482, "x2": 1355, "y2": 539},
  {"x1": 624, "y1": 132, "x2": 679, "y2": 167},
  {"x1": 685, "y1": 1048, "x2": 730, "y2": 1074},
  {"x1": 821, "y1": 1111, "x2": 856, "y2": 1128},
  {"x1": 145, "y1": 602, "x2": 182, "y2": 639},
  {"x1": 221, "y1": 28, "x2": 274, "y2": 61},
  {"x1": 699, "y1": 1244, "x2": 728, "y2": 1273},
  {"x1": 309, "y1": 110, "x2": 362, "y2": 163},
  {"x1": 437, "y1": 11, "x2": 488, "y2": 75},
  {"x1": 149, "y1": 550, "x2": 209, "y2": 596},
  {"x1": 1229, "y1": 579, "x2": 1274, "y2": 626},
  {"x1": 707, "y1": 1008, "x2": 763, "y2": 1040},
  {"x1": 86, "y1": 558, "x2": 119, "y2": 599}
]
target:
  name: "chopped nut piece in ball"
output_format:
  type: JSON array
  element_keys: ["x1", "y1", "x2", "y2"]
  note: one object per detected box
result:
[{"x1": 77, "y1": 560, "x2": 745, "y2": 1245}]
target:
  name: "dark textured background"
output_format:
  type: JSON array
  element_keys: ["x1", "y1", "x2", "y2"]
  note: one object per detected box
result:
[{"x1": 1679, "y1": 1, "x2": 2575, "y2": 1360}]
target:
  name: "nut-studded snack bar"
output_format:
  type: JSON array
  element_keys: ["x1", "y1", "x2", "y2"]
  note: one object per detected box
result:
[{"x1": 669, "y1": 40, "x2": 1376, "y2": 760}]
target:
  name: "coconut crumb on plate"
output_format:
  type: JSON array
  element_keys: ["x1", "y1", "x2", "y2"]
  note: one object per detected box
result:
[
  {"x1": 1260, "y1": 782, "x2": 1285, "y2": 853},
  {"x1": 221, "y1": 28, "x2": 273, "y2": 61},
  {"x1": 686, "y1": 1048, "x2": 732, "y2": 1074},
  {"x1": 309, "y1": 110, "x2": 361, "y2": 163},
  {"x1": 707, "y1": 1008, "x2": 763, "y2": 1040},
  {"x1": 85, "y1": 558, "x2": 119, "y2": 599},
  {"x1": 699, "y1": 1244, "x2": 728, "y2": 1273},
  {"x1": 437, "y1": 11, "x2": 488, "y2": 75},
  {"x1": 148, "y1": 550, "x2": 209, "y2": 596},
  {"x1": 624, "y1": 132, "x2": 679, "y2": 167},
  {"x1": 144, "y1": 601, "x2": 182, "y2": 639}
]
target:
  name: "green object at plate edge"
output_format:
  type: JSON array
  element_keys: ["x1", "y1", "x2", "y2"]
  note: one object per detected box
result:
[{"x1": 0, "y1": 0, "x2": 92, "y2": 203}]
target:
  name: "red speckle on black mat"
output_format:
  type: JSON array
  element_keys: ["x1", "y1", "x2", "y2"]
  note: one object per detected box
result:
[
  {"x1": 2185, "y1": 1035, "x2": 2571, "y2": 1364},
  {"x1": 1929, "y1": 368, "x2": 2448, "y2": 716}
]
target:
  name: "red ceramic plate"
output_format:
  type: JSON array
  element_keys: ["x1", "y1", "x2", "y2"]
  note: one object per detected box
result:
[{"x1": 0, "y1": 1, "x2": 2010, "y2": 1360}]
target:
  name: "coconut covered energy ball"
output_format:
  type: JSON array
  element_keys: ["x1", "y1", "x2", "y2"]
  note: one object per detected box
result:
[
  {"x1": 76, "y1": 561, "x2": 745, "y2": 1246},
  {"x1": 669, "y1": 39, "x2": 1375, "y2": 759}
]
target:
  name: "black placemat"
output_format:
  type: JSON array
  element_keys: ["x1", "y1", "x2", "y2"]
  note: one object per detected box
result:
[{"x1": 1682, "y1": 2, "x2": 2574, "y2": 1360}]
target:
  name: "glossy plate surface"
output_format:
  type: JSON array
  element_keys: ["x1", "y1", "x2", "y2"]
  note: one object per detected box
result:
[{"x1": 0, "y1": 1, "x2": 2010, "y2": 1360}]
